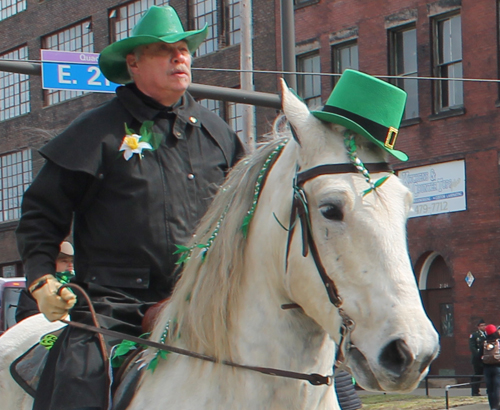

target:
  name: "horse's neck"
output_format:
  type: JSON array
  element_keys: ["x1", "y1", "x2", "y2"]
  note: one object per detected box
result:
[{"x1": 232, "y1": 272, "x2": 335, "y2": 369}]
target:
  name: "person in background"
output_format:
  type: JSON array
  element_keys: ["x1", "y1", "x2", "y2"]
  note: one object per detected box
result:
[
  {"x1": 15, "y1": 5, "x2": 244, "y2": 410},
  {"x1": 470, "y1": 319, "x2": 487, "y2": 396},
  {"x1": 334, "y1": 369, "x2": 362, "y2": 410},
  {"x1": 481, "y1": 324, "x2": 500, "y2": 410},
  {"x1": 15, "y1": 241, "x2": 74, "y2": 323}
]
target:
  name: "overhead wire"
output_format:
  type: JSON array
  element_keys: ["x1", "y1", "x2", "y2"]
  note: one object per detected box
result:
[
  {"x1": 191, "y1": 66, "x2": 500, "y2": 83},
  {"x1": 1, "y1": 58, "x2": 498, "y2": 83}
]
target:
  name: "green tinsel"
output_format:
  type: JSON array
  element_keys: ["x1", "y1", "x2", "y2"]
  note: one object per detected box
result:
[{"x1": 241, "y1": 140, "x2": 288, "y2": 238}]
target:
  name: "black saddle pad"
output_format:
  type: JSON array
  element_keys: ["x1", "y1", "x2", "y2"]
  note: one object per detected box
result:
[{"x1": 10, "y1": 329, "x2": 65, "y2": 397}]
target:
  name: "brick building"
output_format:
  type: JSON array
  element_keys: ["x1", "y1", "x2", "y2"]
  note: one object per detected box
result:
[
  {"x1": 0, "y1": 2, "x2": 278, "y2": 275},
  {"x1": 288, "y1": 0, "x2": 500, "y2": 376}
]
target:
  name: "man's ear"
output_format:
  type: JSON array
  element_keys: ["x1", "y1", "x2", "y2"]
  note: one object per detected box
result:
[{"x1": 126, "y1": 53, "x2": 138, "y2": 70}]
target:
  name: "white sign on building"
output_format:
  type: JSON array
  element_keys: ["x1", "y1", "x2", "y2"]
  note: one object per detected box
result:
[{"x1": 397, "y1": 160, "x2": 466, "y2": 218}]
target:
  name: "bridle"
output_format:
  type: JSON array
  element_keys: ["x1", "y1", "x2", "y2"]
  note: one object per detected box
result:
[
  {"x1": 283, "y1": 161, "x2": 392, "y2": 364},
  {"x1": 286, "y1": 162, "x2": 393, "y2": 306},
  {"x1": 58, "y1": 153, "x2": 393, "y2": 387}
]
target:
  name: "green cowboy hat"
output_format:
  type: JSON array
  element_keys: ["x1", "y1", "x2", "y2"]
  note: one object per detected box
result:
[
  {"x1": 99, "y1": 5, "x2": 208, "y2": 84},
  {"x1": 311, "y1": 69, "x2": 409, "y2": 161}
]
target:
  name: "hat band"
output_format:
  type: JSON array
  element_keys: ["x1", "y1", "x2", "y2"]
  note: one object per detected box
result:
[{"x1": 321, "y1": 105, "x2": 399, "y2": 150}]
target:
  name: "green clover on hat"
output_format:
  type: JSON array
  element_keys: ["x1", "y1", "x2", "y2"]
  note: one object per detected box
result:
[
  {"x1": 312, "y1": 69, "x2": 409, "y2": 161},
  {"x1": 99, "y1": 6, "x2": 208, "y2": 85}
]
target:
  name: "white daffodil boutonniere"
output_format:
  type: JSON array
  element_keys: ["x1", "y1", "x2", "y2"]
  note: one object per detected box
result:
[
  {"x1": 120, "y1": 121, "x2": 163, "y2": 161},
  {"x1": 120, "y1": 134, "x2": 152, "y2": 161}
]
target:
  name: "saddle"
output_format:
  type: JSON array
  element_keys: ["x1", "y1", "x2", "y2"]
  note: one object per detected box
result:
[{"x1": 10, "y1": 298, "x2": 169, "y2": 407}]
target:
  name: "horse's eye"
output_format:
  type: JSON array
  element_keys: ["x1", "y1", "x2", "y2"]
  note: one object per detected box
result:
[{"x1": 320, "y1": 204, "x2": 344, "y2": 221}]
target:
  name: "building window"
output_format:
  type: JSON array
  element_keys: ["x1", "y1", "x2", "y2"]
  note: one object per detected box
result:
[
  {"x1": 0, "y1": 0, "x2": 26, "y2": 21},
  {"x1": 390, "y1": 26, "x2": 419, "y2": 120},
  {"x1": 332, "y1": 41, "x2": 359, "y2": 78},
  {"x1": 0, "y1": 46, "x2": 30, "y2": 122},
  {"x1": 294, "y1": 0, "x2": 317, "y2": 6},
  {"x1": 199, "y1": 98, "x2": 221, "y2": 116},
  {"x1": 109, "y1": 0, "x2": 170, "y2": 43},
  {"x1": 297, "y1": 52, "x2": 321, "y2": 108},
  {"x1": 42, "y1": 20, "x2": 94, "y2": 106},
  {"x1": 192, "y1": 0, "x2": 219, "y2": 56},
  {"x1": 191, "y1": 0, "x2": 241, "y2": 57},
  {"x1": 433, "y1": 13, "x2": 463, "y2": 111},
  {"x1": 227, "y1": 0, "x2": 241, "y2": 46},
  {"x1": 227, "y1": 101, "x2": 244, "y2": 137},
  {"x1": 2, "y1": 265, "x2": 16, "y2": 278},
  {"x1": 0, "y1": 149, "x2": 32, "y2": 222}
]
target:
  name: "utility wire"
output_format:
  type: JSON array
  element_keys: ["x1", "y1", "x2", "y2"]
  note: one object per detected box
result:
[
  {"x1": 2, "y1": 58, "x2": 499, "y2": 83},
  {"x1": 192, "y1": 67, "x2": 500, "y2": 83}
]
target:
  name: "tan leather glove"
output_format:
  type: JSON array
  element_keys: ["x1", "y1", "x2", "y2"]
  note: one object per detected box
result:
[{"x1": 29, "y1": 274, "x2": 77, "y2": 322}]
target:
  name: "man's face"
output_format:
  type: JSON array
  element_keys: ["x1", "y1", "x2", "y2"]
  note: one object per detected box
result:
[
  {"x1": 127, "y1": 41, "x2": 192, "y2": 105},
  {"x1": 479, "y1": 323, "x2": 486, "y2": 332},
  {"x1": 56, "y1": 255, "x2": 74, "y2": 273}
]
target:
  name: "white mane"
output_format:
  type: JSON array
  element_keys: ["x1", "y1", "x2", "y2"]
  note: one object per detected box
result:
[{"x1": 150, "y1": 136, "x2": 290, "y2": 360}]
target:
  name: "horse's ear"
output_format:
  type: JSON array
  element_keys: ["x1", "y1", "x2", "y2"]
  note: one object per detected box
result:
[{"x1": 280, "y1": 78, "x2": 311, "y2": 127}]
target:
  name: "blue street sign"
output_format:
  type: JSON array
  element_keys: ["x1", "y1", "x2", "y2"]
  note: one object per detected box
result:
[{"x1": 41, "y1": 50, "x2": 121, "y2": 93}]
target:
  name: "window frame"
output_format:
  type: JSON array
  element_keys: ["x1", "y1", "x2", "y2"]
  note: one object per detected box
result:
[
  {"x1": 297, "y1": 51, "x2": 322, "y2": 108},
  {"x1": 0, "y1": 45, "x2": 30, "y2": 122},
  {"x1": 0, "y1": 149, "x2": 32, "y2": 223},
  {"x1": 41, "y1": 19, "x2": 94, "y2": 106},
  {"x1": 226, "y1": 100, "x2": 244, "y2": 137},
  {"x1": 108, "y1": 0, "x2": 170, "y2": 44},
  {"x1": 331, "y1": 40, "x2": 359, "y2": 88},
  {"x1": 190, "y1": 0, "x2": 241, "y2": 57},
  {"x1": 389, "y1": 24, "x2": 419, "y2": 121},
  {"x1": 432, "y1": 12, "x2": 464, "y2": 114},
  {"x1": 0, "y1": 0, "x2": 26, "y2": 22}
]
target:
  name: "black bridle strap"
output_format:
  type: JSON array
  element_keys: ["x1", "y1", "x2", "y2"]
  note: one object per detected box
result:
[
  {"x1": 296, "y1": 163, "x2": 392, "y2": 185},
  {"x1": 286, "y1": 162, "x2": 392, "y2": 307}
]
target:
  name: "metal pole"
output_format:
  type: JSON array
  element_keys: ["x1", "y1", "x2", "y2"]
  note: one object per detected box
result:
[
  {"x1": 0, "y1": 60, "x2": 41, "y2": 75},
  {"x1": 188, "y1": 83, "x2": 281, "y2": 108},
  {"x1": 0, "y1": 60, "x2": 282, "y2": 109},
  {"x1": 280, "y1": 0, "x2": 296, "y2": 89},
  {"x1": 240, "y1": 0, "x2": 256, "y2": 150}
]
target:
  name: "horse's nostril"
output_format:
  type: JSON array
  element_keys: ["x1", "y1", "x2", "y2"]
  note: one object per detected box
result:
[
  {"x1": 379, "y1": 339, "x2": 414, "y2": 376},
  {"x1": 418, "y1": 353, "x2": 435, "y2": 374}
]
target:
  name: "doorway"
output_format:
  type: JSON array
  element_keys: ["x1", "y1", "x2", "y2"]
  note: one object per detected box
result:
[{"x1": 417, "y1": 252, "x2": 455, "y2": 375}]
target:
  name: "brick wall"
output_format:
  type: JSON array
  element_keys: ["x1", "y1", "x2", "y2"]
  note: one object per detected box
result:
[{"x1": 291, "y1": 0, "x2": 500, "y2": 375}]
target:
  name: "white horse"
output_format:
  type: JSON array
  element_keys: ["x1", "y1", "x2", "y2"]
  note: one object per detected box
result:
[{"x1": 0, "y1": 79, "x2": 439, "y2": 410}]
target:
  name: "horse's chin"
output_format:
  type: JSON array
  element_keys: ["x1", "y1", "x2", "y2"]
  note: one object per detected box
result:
[{"x1": 343, "y1": 346, "x2": 425, "y2": 393}]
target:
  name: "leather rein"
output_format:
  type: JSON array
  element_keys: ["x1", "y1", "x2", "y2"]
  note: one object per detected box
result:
[{"x1": 58, "y1": 160, "x2": 392, "y2": 387}]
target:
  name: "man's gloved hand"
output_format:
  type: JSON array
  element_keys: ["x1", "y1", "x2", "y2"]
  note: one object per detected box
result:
[{"x1": 29, "y1": 274, "x2": 77, "y2": 322}]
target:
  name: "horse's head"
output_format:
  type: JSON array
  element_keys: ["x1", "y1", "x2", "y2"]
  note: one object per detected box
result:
[{"x1": 275, "y1": 79, "x2": 439, "y2": 392}]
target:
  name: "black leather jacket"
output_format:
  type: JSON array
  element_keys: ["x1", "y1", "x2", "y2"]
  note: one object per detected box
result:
[{"x1": 16, "y1": 85, "x2": 245, "y2": 302}]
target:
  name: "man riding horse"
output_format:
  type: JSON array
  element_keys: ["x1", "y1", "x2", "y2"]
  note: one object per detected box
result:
[{"x1": 15, "y1": 5, "x2": 244, "y2": 410}]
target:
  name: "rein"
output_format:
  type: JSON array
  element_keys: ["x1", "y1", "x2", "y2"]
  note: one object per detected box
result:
[{"x1": 59, "y1": 283, "x2": 332, "y2": 386}]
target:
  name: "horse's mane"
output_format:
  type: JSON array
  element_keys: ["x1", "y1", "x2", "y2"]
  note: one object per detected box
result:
[{"x1": 150, "y1": 133, "x2": 291, "y2": 360}]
